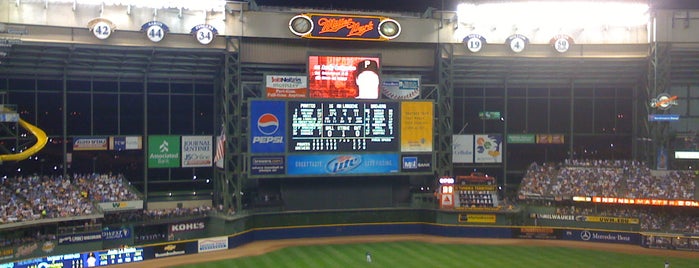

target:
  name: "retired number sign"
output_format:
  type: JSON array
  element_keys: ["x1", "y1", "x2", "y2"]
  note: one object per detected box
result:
[
  {"x1": 92, "y1": 21, "x2": 113, "y2": 40},
  {"x1": 190, "y1": 24, "x2": 218, "y2": 45},
  {"x1": 509, "y1": 36, "x2": 526, "y2": 53},
  {"x1": 147, "y1": 25, "x2": 165, "y2": 43},
  {"x1": 464, "y1": 34, "x2": 486, "y2": 53}
]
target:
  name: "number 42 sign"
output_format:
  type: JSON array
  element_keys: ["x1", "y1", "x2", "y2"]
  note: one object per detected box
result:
[{"x1": 88, "y1": 18, "x2": 116, "y2": 40}]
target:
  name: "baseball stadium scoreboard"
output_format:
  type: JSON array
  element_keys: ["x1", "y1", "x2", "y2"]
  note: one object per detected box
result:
[
  {"x1": 289, "y1": 101, "x2": 397, "y2": 152},
  {"x1": 249, "y1": 99, "x2": 433, "y2": 178}
]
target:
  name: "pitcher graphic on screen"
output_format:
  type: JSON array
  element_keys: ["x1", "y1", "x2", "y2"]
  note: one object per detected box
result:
[{"x1": 355, "y1": 59, "x2": 379, "y2": 99}]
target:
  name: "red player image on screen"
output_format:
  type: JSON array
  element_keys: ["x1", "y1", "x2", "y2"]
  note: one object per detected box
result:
[{"x1": 308, "y1": 55, "x2": 381, "y2": 99}]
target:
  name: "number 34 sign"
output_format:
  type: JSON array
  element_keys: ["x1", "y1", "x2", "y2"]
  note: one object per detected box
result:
[{"x1": 190, "y1": 24, "x2": 219, "y2": 45}]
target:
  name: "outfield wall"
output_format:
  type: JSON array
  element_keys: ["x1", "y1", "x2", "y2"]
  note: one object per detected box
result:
[{"x1": 0, "y1": 209, "x2": 683, "y2": 267}]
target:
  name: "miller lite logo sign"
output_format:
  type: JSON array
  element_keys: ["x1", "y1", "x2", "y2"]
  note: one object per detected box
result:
[
  {"x1": 289, "y1": 13, "x2": 401, "y2": 41},
  {"x1": 170, "y1": 221, "x2": 205, "y2": 233}
]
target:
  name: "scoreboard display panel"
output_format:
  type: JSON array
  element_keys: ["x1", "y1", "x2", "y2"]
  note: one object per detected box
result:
[
  {"x1": 249, "y1": 99, "x2": 434, "y2": 177},
  {"x1": 288, "y1": 100, "x2": 398, "y2": 152}
]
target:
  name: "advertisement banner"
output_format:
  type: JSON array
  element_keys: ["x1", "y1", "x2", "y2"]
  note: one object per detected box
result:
[
  {"x1": 102, "y1": 228, "x2": 131, "y2": 240},
  {"x1": 169, "y1": 221, "x2": 206, "y2": 233},
  {"x1": 250, "y1": 100, "x2": 286, "y2": 153},
  {"x1": 456, "y1": 185, "x2": 496, "y2": 191},
  {"x1": 250, "y1": 156, "x2": 285, "y2": 176},
  {"x1": 73, "y1": 137, "x2": 109, "y2": 151},
  {"x1": 512, "y1": 227, "x2": 558, "y2": 240},
  {"x1": 197, "y1": 236, "x2": 228, "y2": 253},
  {"x1": 57, "y1": 232, "x2": 102, "y2": 245},
  {"x1": 382, "y1": 76, "x2": 420, "y2": 100},
  {"x1": 110, "y1": 136, "x2": 143, "y2": 150},
  {"x1": 507, "y1": 134, "x2": 536, "y2": 144},
  {"x1": 562, "y1": 230, "x2": 639, "y2": 244},
  {"x1": 458, "y1": 214, "x2": 496, "y2": 223},
  {"x1": 98, "y1": 200, "x2": 144, "y2": 212},
  {"x1": 154, "y1": 243, "x2": 187, "y2": 258},
  {"x1": 181, "y1": 135, "x2": 213, "y2": 167},
  {"x1": 265, "y1": 75, "x2": 307, "y2": 98},
  {"x1": 287, "y1": 153, "x2": 399, "y2": 175},
  {"x1": 400, "y1": 101, "x2": 433, "y2": 152},
  {"x1": 0, "y1": 247, "x2": 14, "y2": 261},
  {"x1": 400, "y1": 154, "x2": 432, "y2": 173},
  {"x1": 536, "y1": 134, "x2": 565, "y2": 144},
  {"x1": 452, "y1": 135, "x2": 474, "y2": 163},
  {"x1": 474, "y1": 134, "x2": 502, "y2": 163},
  {"x1": 578, "y1": 216, "x2": 640, "y2": 224},
  {"x1": 148, "y1": 135, "x2": 181, "y2": 168}
]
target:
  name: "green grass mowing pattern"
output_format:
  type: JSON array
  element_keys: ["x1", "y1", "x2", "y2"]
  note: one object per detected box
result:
[{"x1": 177, "y1": 241, "x2": 698, "y2": 268}]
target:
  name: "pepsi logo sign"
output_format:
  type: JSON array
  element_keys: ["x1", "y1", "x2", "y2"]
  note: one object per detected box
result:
[
  {"x1": 257, "y1": 113, "x2": 279, "y2": 134},
  {"x1": 253, "y1": 113, "x2": 283, "y2": 144}
]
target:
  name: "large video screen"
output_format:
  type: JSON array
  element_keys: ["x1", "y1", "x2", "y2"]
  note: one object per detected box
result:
[
  {"x1": 288, "y1": 100, "x2": 398, "y2": 152},
  {"x1": 308, "y1": 55, "x2": 381, "y2": 99}
]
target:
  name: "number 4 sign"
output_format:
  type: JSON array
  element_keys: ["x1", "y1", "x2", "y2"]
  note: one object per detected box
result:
[
  {"x1": 141, "y1": 21, "x2": 170, "y2": 43},
  {"x1": 190, "y1": 24, "x2": 219, "y2": 45},
  {"x1": 506, "y1": 34, "x2": 529, "y2": 53}
]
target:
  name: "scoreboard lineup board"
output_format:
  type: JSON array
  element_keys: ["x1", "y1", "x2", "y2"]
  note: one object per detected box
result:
[
  {"x1": 289, "y1": 101, "x2": 398, "y2": 152},
  {"x1": 249, "y1": 99, "x2": 434, "y2": 177}
]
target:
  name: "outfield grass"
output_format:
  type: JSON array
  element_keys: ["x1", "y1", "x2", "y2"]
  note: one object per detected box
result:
[{"x1": 176, "y1": 241, "x2": 697, "y2": 268}]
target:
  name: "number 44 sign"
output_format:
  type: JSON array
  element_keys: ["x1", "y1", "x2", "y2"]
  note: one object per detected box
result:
[
  {"x1": 141, "y1": 21, "x2": 170, "y2": 43},
  {"x1": 190, "y1": 24, "x2": 219, "y2": 45}
]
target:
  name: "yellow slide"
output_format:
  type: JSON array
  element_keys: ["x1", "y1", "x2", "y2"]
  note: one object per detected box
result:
[{"x1": 0, "y1": 110, "x2": 48, "y2": 162}]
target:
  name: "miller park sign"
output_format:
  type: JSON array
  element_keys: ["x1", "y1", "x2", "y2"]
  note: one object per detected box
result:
[{"x1": 289, "y1": 13, "x2": 401, "y2": 41}]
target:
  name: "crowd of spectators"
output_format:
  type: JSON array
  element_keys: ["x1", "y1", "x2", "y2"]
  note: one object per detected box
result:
[
  {"x1": 103, "y1": 206, "x2": 212, "y2": 224},
  {"x1": 552, "y1": 203, "x2": 699, "y2": 233},
  {"x1": 0, "y1": 173, "x2": 140, "y2": 224},
  {"x1": 73, "y1": 173, "x2": 140, "y2": 203},
  {"x1": 519, "y1": 159, "x2": 696, "y2": 200}
]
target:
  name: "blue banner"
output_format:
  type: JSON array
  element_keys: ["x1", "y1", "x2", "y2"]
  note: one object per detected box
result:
[
  {"x1": 102, "y1": 228, "x2": 131, "y2": 240},
  {"x1": 57, "y1": 232, "x2": 102, "y2": 245},
  {"x1": 561, "y1": 229, "x2": 639, "y2": 245},
  {"x1": 250, "y1": 100, "x2": 286, "y2": 153},
  {"x1": 287, "y1": 153, "x2": 399, "y2": 175}
]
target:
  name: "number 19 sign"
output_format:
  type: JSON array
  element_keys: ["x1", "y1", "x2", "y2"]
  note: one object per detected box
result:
[{"x1": 190, "y1": 24, "x2": 219, "y2": 45}]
